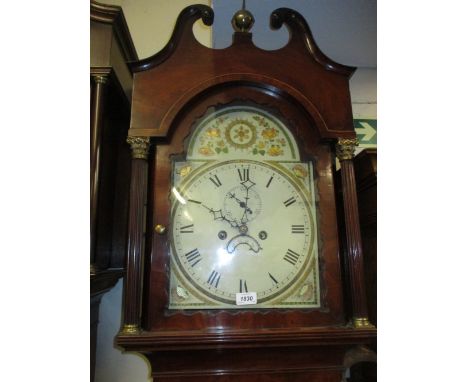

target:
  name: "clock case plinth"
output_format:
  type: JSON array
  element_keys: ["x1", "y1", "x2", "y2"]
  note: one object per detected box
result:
[{"x1": 117, "y1": 5, "x2": 376, "y2": 381}]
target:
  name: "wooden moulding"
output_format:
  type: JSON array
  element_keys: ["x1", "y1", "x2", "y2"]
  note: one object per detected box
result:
[
  {"x1": 91, "y1": 269, "x2": 124, "y2": 298},
  {"x1": 269, "y1": 8, "x2": 355, "y2": 76},
  {"x1": 117, "y1": 326, "x2": 377, "y2": 351},
  {"x1": 116, "y1": 327, "x2": 376, "y2": 380},
  {"x1": 90, "y1": 0, "x2": 138, "y2": 62},
  {"x1": 126, "y1": 4, "x2": 357, "y2": 141}
]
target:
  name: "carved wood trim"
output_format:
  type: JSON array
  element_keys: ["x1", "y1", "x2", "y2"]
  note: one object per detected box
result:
[
  {"x1": 117, "y1": 327, "x2": 376, "y2": 351},
  {"x1": 90, "y1": 0, "x2": 138, "y2": 62},
  {"x1": 129, "y1": 5, "x2": 213, "y2": 72},
  {"x1": 127, "y1": 76, "x2": 357, "y2": 141},
  {"x1": 270, "y1": 8, "x2": 356, "y2": 77},
  {"x1": 126, "y1": 6, "x2": 356, "y2": 139},
  {"x1": 91, "y1": 269, "x2": 124, "y2": 297}
]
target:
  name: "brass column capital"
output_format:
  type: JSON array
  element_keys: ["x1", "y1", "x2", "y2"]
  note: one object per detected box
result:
[
  {"x1": 336, "y1": 137, "x2": 359, "y2": 161},
  {"x1": 92, "y1": 75, "x2": 109, "y2": 85},
  {"x1": 127, "y1": 136, "x2": 151, "y2": 160}
]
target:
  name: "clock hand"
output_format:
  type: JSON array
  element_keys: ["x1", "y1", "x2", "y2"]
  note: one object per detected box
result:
[
  {"x1": 227, "y1": 192, "x2": 252, "y2": 214},
  {"x1": 240, "y1": 181, "x2": 255, "y2": 224},
  {"x1": 201, "y1": 203, "x2": 241, "y2": 229},
  {"x1": 240, "y1": 195, "x2": 249, "y2": 224}
]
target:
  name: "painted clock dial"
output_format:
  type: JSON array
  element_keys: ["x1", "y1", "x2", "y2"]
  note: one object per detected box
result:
[{"x1": 169, "y1": 106, "x2": 320, "y2": 309}]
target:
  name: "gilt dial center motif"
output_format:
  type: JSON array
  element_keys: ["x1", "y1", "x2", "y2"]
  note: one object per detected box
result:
[{"x1": 225, "y1": 119, "x2": 257, "y2": 150}]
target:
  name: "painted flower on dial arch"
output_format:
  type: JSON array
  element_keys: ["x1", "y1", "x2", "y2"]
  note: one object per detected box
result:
[
  {"x1": 267, "y1": 145, "x2": 283, "y2": 156},
  {"x1": 261, "y1": 127, "x2": 278, "y2": 140},
  {"x1": 205, "y1": 127, "x2": 220, "y2": 138},
  {"x1": 198, "y1": 146, "x2": 215, "y2": 156},
  {"x1": 257, "y1": 141, "x2": 266, "y2": 149},
  {"x1": 292, "y1": 164, "x2": 307, "y2": 179},
  {"x1": 252, "y1": 115, "x2": 269, "y2": 127}
]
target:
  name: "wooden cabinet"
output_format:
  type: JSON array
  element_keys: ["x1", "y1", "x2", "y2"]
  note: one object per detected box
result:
[{"x1": 90, "y1": 2, "x2": 138, "y2": 381}]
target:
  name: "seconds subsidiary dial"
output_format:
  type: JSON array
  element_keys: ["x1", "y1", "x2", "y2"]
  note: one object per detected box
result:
[{"x1": 169, "y1": 160, "x2": 319, "y2": 308}]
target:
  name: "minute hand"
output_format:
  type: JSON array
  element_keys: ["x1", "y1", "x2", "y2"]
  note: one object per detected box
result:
[{"x1": 240, "y1": 179, "x2": 255, "y2": 223}]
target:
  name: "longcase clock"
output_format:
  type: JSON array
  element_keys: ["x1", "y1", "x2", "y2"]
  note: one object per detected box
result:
[{"x1": 117, "y1": 5, "x2": 376, "y2": 381}]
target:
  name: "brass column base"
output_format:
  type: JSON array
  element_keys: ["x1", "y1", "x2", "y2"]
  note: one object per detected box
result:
[
  {"x1": 120, "y1": 324, "x2": 141, "y2": 335},
  {"x1": 353, "y1": 317, "x2": 375, "y2": 329}
]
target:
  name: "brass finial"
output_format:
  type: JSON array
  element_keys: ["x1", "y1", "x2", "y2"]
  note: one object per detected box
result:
[{"x1": 232, "y1": 0, "x2": 254, "y2": 32}]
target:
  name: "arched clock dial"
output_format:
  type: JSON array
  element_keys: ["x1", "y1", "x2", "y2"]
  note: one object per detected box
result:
[{"x1": 169, "y1": 160, "x2": 320, "y2": 308}]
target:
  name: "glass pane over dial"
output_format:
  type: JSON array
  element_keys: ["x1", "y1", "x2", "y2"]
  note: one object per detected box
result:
[{"x1": 169, "y1": 107, "x2": 320, "y2": 309}]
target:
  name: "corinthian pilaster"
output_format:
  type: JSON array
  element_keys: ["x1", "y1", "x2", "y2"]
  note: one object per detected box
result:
[
  {"x1": 336, "y1": 137, "x2": 372, "y2": 329},
  {"x1": 121, "y1": 135, "x2": 151, "y2": 334}
]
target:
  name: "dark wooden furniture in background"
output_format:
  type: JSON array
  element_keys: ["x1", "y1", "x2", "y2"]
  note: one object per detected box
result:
[
  {"x1": 354, "y1": 149, "x2": 377, "y2": 328},
  {"x1": 336, "y1": 148, "x2": 377, "y2": 381},
  {"x1": 90, "y1": 1, "x2": 137, "y2": 381},
  {"x1": 116, "y1": 5, "x2": 376, "y2": 381}
]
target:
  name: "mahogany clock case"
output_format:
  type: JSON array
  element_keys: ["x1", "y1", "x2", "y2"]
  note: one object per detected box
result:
[{"x1": 116, "y1": 4, "x2": 376, "y2": 380}]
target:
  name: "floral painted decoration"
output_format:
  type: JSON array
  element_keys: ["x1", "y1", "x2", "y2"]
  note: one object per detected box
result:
[
  {"x1": 261, "y1": 127, "x2": 278, "y2": 140},
  {"x1": 292, "y1": 164, "x2": 308, "y2": 179},
  {"x1": 177, "y1": 165, "x2": 192, "y2": 177},
  {"x1": 187, "y1": 107, "x2": 299, "y2": 160},
  {"x1": 198, "y1": 146, "x2": 215, "y2": 156}
]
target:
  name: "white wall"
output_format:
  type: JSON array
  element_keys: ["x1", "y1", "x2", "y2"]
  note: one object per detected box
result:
[
  {"x1": 95, "y1": 280, "x2": 151, "y2": 382},
  {"x1": 350, "y1": 68, "x2": 377, "y2": 119},
  {"x1": 102, "y1": 0, "x2": 212, "y2": 58}
]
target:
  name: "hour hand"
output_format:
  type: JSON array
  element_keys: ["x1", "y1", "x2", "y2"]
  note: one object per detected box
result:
[{"x1": 227, "y1": 192, "x2": 252, "y2": 214}]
